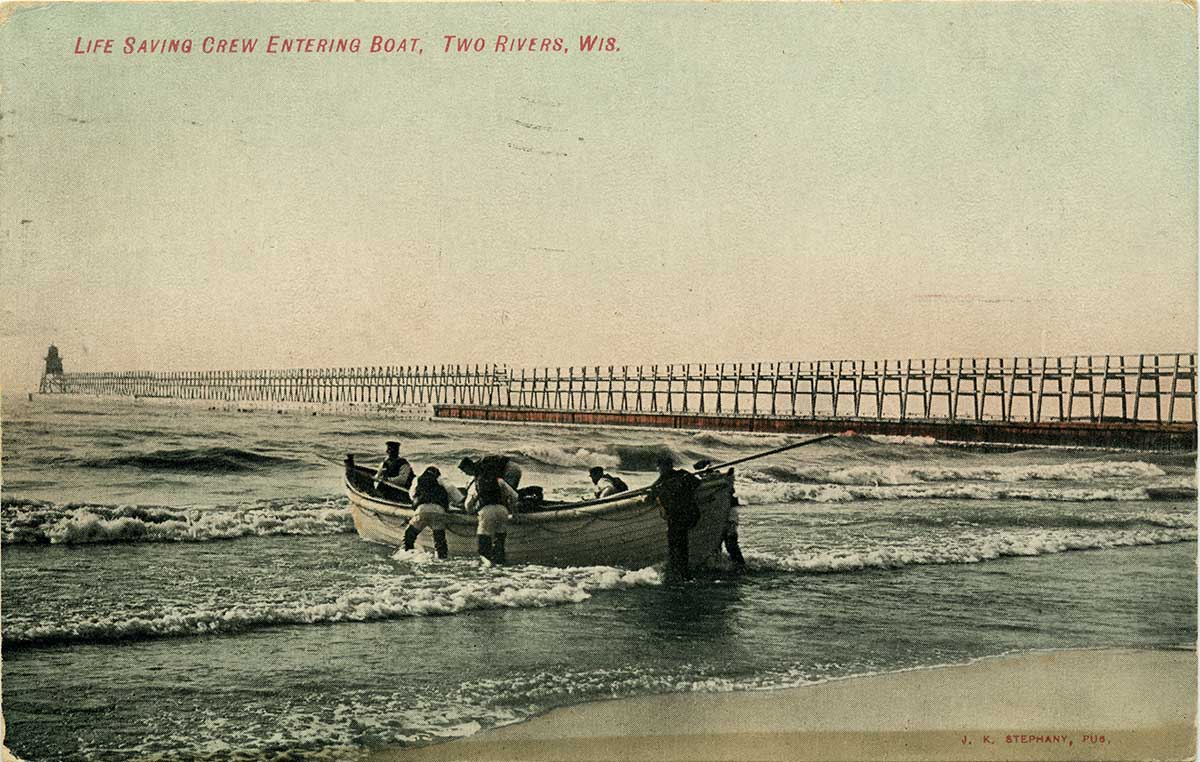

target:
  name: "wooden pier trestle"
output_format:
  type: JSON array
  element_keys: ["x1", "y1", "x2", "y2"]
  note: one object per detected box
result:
[{"x1": 37, "y1": 354, "x2": 1198, "y2": 449}]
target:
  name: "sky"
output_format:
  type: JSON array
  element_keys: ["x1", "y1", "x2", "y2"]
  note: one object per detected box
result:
[{"x1": 1, "y1": 2, "x2": 1196, "y2": 393}]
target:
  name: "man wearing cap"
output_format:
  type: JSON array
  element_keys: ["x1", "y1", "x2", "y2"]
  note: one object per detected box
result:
[
  {"x1": 374, "y1": 441, "x2": 414, "y2": 501},
  {"x1": 588, "y1": 466, "x2": 629, "y2": 498},
  {"x1": 646, "y1": 455, "x2": 701, "y2": 581}
]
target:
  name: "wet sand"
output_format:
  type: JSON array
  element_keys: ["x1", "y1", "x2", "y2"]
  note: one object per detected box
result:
[{"x1": 369, "y1": 649, "x2": 1196, "y2": 762}]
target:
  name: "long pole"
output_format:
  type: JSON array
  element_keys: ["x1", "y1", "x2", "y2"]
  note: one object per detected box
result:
[{"x1": 697, "y1": 433, "x2": 837, "y2": 474}]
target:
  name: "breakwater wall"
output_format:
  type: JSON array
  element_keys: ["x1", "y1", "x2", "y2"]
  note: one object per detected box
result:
[
  {"x1": 435, "y1": 406, "x2": 1195, "y2": 450},
  {"x1": 37, "y1": 353, "x2": 1198, "y2": 449}
]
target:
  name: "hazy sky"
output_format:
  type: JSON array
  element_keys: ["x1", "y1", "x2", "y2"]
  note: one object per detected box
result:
[{"x1": 1, "y1": 2, "x2": 1196, "y2": 393}]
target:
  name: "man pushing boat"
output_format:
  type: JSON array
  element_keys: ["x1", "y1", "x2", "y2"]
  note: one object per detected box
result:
[
  {"x1": 464, "y1": 469, "x2": 519, "y2": 565},
  {"x1": 403, "y1": 466, "x2": 464, "y2": 560},
  {"x1": 458, "y1": 454, "x2": 522, "y2": 491},
  {"x1": 647, "y1": 455, "x2": 702, "y2": 582}
]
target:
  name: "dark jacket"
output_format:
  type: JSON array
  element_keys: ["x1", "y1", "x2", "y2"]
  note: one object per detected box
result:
[
  {"x1": 474, "y1": 475, "x2": 503, "y2": 507},
  {"x1": 413, "y1": 471, "x2": 450, "y2": 508},
  {"x1": 649, "y1": 469, "x2": 701, "y2": 527},
  {"x1": 377, "y1": 455, "x2": 414, "y2": 488},
  {"x1": 478, "y1": 455, "x2": 510, "y2": 482}
]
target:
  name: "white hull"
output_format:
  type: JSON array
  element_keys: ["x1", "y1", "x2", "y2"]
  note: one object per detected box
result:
[{"x1": 346, "y1": 472, "x2": 734, "y2": 568}]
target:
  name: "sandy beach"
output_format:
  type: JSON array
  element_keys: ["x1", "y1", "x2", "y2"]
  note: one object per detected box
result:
[{"x1": 371, "y1": 649, "x2": 1196, "y2": 762}]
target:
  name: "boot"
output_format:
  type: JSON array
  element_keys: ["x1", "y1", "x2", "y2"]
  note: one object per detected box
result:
[
  {"x1": 667, "y1": 523, "x2": 692, "y2": 581},
  {"x1": 477, "y1": 535, "x2": 493, "y2": 562},
  {"x1": 725, "y1": 531, "x2": 746, "y2": 569},
  {"x1": 433, "y1": 529, "x2": 448, "y2": 560},
  {"x1": 403, "y1": 525, "x2": 420, "y2": 551},
  {"x1": 492, "y1": 533, "x2": 507, "y2": 565}
]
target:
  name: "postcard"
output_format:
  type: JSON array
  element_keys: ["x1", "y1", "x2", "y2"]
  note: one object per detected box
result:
[{"x1": 1, "y1": 2, "x2": 1195, "y2": 761}]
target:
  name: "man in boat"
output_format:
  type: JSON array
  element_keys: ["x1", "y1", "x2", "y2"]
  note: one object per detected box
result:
[
  {"x1": 695, "y1": 459, "x2": 746, "y2": 571},
  {"x1": 588, "y1": 466, "x2": 629, "y2": 498},
  {"x1": 458, "y1": 455, "x2": 522, "y2": 491},
  {"x1": 647, "y1": 455, "x2": 701, "y2": 581},
  {"x1": 404, "y1": 466, "x2": 464, "y2": 559},
  {"x1": 374, "y1": 441, "x2": 415, "y2": 501},
  {"x1": 465, "y1": 473, "x2": 517, "y2": 564}
]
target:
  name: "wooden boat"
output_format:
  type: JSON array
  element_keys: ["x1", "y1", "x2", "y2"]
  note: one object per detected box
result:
[{"x1": 343, "y1": 457, "x2": 735, "y2": 568}]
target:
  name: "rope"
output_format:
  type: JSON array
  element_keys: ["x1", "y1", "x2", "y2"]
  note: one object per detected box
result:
[{"x1": 513, "y1": 500, "x2": 661, "y2": 536}]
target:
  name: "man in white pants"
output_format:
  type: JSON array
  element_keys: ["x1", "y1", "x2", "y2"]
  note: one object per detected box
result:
[
  {"x1": 404, "y1": 466, "x2": 464, "y2": 559},
  {"x1": 465, "y1": 473, "x2": 520, "y2": 564}
]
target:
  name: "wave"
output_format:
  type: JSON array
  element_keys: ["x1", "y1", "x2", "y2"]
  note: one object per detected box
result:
[
  {"x1": 739, "y1": 459, "x2": 1168, "y2": 488},
  {"x1": 736, "y1": 481, "x2": 1157, "y2": 504},
  {"x1": 748, "y1": 528, "x2": 1197, "y2": 574},
  {"x1": 455, "y1": 664, "x2": 746, "y2": 707},
  {"x1": 864, "y1": 434, "x2": 941, "y2": 447},
  {"x1": 2, "y1": 564, "x2": 661, "y2": 648},
  {"x1": 69, "y1": 446, "x2": 303, "y2": 473},
  {"x1": 610, "y1": 443, "x2": 691, "y2": 471},
  {"x1": 898, "y1": 510, "x2": 1197, "y2": 531},
  {"x1": 326, "y1": 426, "x2": 449, "y2": 440},
  {"x1": 514, "y1": 445, "x2": 620, "y2": 470},
  {"x1": 879, "y1": 509, "x2": 1198, "y2": 531},
  {"x1": 39, "y1": 407, "x2": 123, "y2": 417},
  {"x1": 97, "y1": 428, "x2": 242, "y2": 443},
  {"x1": 1, "y1": 497, "x2": 353, "y2": 545},
  {"x1": 466, "y1": 443, "x2": 689, "y2": 473},
  {"x1": 687, "y1": 431, "x2": 795, "y2": 448}
]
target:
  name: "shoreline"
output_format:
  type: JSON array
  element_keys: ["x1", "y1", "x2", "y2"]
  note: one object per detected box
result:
[{"x1": 368, "y1": 648, "x2": 1197, "y2": 762}]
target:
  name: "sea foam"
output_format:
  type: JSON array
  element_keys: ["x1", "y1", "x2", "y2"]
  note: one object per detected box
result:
[
  {"x1": 2, "y1": 563, "x2": 662, "y2": 648},
  {"x1": 1, "y1": 497, "x2": 354, "y2": 545},
  {"x1": 739, "y1": 460, "x2": 1167, "y2": 487},
  {"x1": 749, "y1": 527, "x2": 1197, "y2": 574},
  {"x1": 734, "y1": 482, "x2": 1155, "y2": 505}
]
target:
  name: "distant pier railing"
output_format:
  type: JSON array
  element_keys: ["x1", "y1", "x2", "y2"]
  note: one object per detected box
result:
[
  {"x1": 494, "y1": 354, "x2": 1197, "y2": 424},
  {"x1": 38, "y1": 354, "x2": 1198, "y2": 440},
  {"x1": 41, "y1": 365, "x2": 509, "y2": 407}
]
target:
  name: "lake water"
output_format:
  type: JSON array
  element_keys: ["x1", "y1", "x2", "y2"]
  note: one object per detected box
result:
[{"x1": 2, "y1": 397, "x2": 1195, "y2": 761}]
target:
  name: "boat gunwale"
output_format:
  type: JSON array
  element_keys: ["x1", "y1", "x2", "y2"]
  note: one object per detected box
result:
[{"x1": 344, "y1": 465, "x2": 734, "y2": 523}]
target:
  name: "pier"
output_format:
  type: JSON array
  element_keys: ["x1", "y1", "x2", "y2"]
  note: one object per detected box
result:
[{"x1": 36, "y1": 351, "x2": 1198, "y2": 449}]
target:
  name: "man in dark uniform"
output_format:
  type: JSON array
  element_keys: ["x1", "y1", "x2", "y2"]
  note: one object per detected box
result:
[
  {"x1": 374, "y1": 441, "x2": 414, "y2": 501},
  {"x1": 647, "y1": 455, "x2": 701, "y2": 581}
]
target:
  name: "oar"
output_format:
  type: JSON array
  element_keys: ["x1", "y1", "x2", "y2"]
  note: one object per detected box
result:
[
  {"x1": 319, "y1": 451, "x2": 416, "y2": 495},
  {"x1": 314, "y1": 451, "x2": 347, "y2": 467},
  {"x1": 694, "y1": 433, "x2": 838, "y2": 474},
  {"x1": 314, "y1": 451, "x2": 383, "y2": 467}
]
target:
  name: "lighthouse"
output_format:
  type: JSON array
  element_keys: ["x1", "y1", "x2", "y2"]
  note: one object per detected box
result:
[{"x1": 38, "y1": 344, "x2": 65, "y2": 393}]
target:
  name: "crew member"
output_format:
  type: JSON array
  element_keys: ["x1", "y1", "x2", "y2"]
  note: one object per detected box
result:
[
  {"x1": 403, "y1": 466, "x2": 464, "y2": 559},
  {"x1": 465, "y1": 473, "x2": 518, "y2": 565},
  {"x1": 588, "y1": 466, "x2": 629, "y2": 498},
  {"x1": 695, "y1": 459, "x2": 745, "y2": 570},
  {"x1": 647, "y1": 455, "x2": 701, "y2": 581},
  {"x1": 374, "y1": 441, "x2": 414, "y2": 501},
  {"x1": 459, "y1": 455, "x2": 522, "y2": 491}
]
